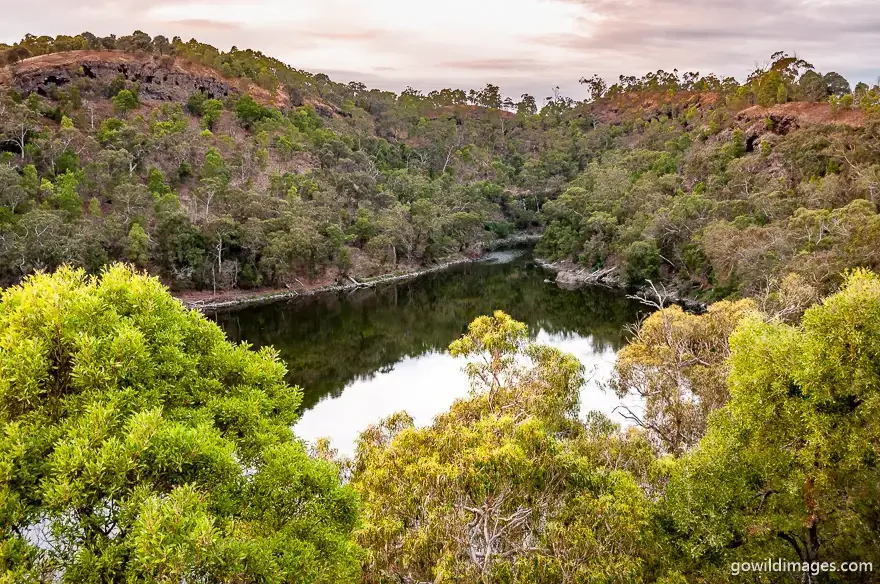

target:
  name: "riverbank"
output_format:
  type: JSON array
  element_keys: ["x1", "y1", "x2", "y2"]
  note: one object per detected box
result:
[
  {"x1": 177, "y1": 233, "x2": 542, "y2": 312},
  {"x1": 535, "y1": 258, "x2": 708, "y2": 312}
]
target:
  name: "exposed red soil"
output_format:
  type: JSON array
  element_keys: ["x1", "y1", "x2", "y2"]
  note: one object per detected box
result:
[
  {"x1": 736, "y1": 102, "x2": 866, "y2": 128},
  {"x1": 589, "y1": 91, "x2": 722, "y2": 124}
]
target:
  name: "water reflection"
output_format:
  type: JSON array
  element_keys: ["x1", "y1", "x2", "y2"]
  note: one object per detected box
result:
[{"x1": 212, "y1": 251, "x2": 646, "y2": 454}]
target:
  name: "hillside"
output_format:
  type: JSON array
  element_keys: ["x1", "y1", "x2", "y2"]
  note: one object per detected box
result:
[
  {"x1": 1, "y1": 34, "x2": 880, "y2": 301},
  {"x1": 0, "y1": 50, "x2": 285, "y2": 108},
  {"x1": 3, "y1": 31, "x2": 880, "y2": 584}
]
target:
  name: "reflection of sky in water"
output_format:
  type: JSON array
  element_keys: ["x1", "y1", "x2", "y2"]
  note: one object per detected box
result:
[{"x1": 295, "y1": 328, "x2": 645, "y2": 456}]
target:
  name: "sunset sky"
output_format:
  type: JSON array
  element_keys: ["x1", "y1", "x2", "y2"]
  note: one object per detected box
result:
[{"x1": 3, "y1": 0, "x2": 880, "y2": 100}]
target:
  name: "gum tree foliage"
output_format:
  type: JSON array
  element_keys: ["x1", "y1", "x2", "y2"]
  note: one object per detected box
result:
[
  {"x1": 352, "y1": 311, "x2": 657, "y2": 584},
  {"x1": 0, "y1": 265, "x2": 361, "y2": 583},
  {"x1": 111, "y1": 89, "x2": 139, "y2": 115},
  {"x1": 612, "y1": 299, "x2": 757, "y2": 455},
  {"x1": 662, "y1": 270, "x2": 880, "y2": 583},
  {"x1": 3, "y1": 33, "x2": 880, "y2": 309}
]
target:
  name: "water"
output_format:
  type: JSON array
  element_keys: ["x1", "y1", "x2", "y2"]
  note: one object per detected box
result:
[{"x1": 212, "y1": 250, "x2": 647, "y2": 455}]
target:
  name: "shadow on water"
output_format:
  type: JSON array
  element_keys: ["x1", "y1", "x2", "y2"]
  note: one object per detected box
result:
[{"x1": 211, "y1": 250, "x2": 645, "y2": 413}]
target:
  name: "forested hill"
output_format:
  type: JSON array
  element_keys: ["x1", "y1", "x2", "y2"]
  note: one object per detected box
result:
[{"x1": 2, "y1": 33, "x2": 880, "y2": 300}]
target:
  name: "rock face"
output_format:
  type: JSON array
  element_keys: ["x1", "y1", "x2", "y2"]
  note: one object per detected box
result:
[{"x1": 2, "y1": 51, "x2": 264, "y2": 104}]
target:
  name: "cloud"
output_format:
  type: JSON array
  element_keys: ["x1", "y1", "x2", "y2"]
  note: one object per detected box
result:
[
  {"x1": 436, "y1": 58, "x2": 551, "y2": 72},
  {"x1": 539, "y1": 0, "x2": 880, "y2": 81},
  {"x1": 297, "y1": 30, "x2": 389, "y2": 41},
  {"x1": 1, "y1": 0, "x2": 879, "y2": 100},
  {"x1": 160, "y1": 19, "x2": 244, "y2": 32}
]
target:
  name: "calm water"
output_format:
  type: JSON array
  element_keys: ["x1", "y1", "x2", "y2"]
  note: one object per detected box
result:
[{"x1": 212, "y1": 250, "x2": 646, "y2": 454}]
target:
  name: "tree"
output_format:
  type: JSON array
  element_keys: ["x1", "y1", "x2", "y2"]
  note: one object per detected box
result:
[
  {"x1": 623, "y1": 239, "x2": 660, "y2": 284},
  {"x1": 50, "y1": 170, "x2": 83, "y2": 220},
  {"x1": 580, "y1": 73, "x2": 608, "y2": 101},
  {"x1": 187, "y1": 89, "x2": 210, "y2": 115},
  {"x1": 663, "y1": 270, "x2": 880, "y2": 582},
  {"x1": 125, "y1": 222, "x2": 150, "y2": 265},
  {"x1": 352, "y1": 312, "x2": 655, "y2": 584},
  {"x1": 0, "y1": 98, "x2": 40, "y2": 160},
  {"x1": 200, "y1": 98, "x2": 223, "y2": 130},
  {"x1": 235, "y1": 94, "x2": 273, "y2": 129},
  {"x1": 613, "y1": 298, "x2": 757, "y2": 455},
  {"x1": 516, "y1": 94, "x2": 537, "y2": 116},
  {"x1": 475, "y1": 84, "x2": 502, "y2": 109},
  {"x1": 798, "y1": 70, "x2": 829, "y2": 102},
  {"x1": 0, "y1": 164, "x2": 29, "y2": 214},
  {"x1": 754, "y1": 70, "x2": 785, "y2": 106},
  {"x1": 0, "y1": 265, "x2": 361, "y2": 582},
  {"x1": 111, "y1": 88, "x2": 139, "y2": 114},
  {"x1": 823, "y1": 72, "x2": 851, "y2": 98}
]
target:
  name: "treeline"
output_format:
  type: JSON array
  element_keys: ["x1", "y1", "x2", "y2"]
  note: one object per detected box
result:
[
  {"x1": 2, "y1": 265, "x2": 878, "y2": 582},
  {"x1": 540, "y1": 52, "x2": 880, "y2": 300},
  {"x1": 581, "y1": 51, "x2": 873, "y2": 108},
  {"x1": 3, "y1": 34, "x2": 880, "y2": 302},
  {"x1": 1, "y1": 32, "x2": 563, "y2": 291}
]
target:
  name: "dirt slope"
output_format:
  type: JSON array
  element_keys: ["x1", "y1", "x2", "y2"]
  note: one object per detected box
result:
[
  {"x1": 736, "y1": 102, "x2": 866, "y2": 129},
  {"x1": 0, "y1": 50, "x2": 286, "y2": 108}
]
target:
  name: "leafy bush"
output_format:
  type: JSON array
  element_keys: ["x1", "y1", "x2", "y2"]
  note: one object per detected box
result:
[{"x1": 0, "y1": 266, "x2": 362, "y2": 581}]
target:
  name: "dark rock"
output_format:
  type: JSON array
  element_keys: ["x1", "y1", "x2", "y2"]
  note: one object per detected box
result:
[{"x1": 9, "y1": 55, "x2": 243, "y2": 104}]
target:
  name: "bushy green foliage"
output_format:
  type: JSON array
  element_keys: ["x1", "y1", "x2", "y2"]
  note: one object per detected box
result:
[
  {"x1": 0, "y1": 35, "x2": 554, "y2": 290},
  {"x1": 2, "y1": 32, "x2": 879, "y2": 305},
  {"x1": 660, "y1": 270, "x2": 880, "y2": 581},
  {"x1": 111, "y1": 88, "x2": 139, "y2": 114},
  {"x1": 0, "y1": 265, "x2": 361, "y2": 581},
  {"x1": 235, "y1": 95, "x2": 276, "y2": 129},
  {"x1": 352, "y1": 312, "x2": 657, "y2": 583}
]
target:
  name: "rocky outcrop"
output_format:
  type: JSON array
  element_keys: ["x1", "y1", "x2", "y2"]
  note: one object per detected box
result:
[
  {"x1": 535, "y1": 259, "x2": 621, "y2": 289},
  {"x1": 1, "y1": 50, "x2": 280, "y2": 106},
  {"x1": 735, "y1": 102, "x2": 865, "y2": 131}
]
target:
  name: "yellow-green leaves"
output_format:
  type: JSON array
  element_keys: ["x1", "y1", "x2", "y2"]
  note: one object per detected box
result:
[
  {"x1": 353, "y1": 312, "x2": 651, "y2": 583},
  {"x1": 0, "y1": 264, "x2": 361, "y2": 582},
  {"x1": 664, "y1": 269, "x2": 880, "y2": 577},
  {"x1": 614, "y1": 299, "x2": 756, "y2": 454}
]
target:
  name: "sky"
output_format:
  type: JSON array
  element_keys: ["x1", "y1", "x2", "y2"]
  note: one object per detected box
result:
[{"x1": 3, "y1": 0, "x2": 880, "y2": 100}]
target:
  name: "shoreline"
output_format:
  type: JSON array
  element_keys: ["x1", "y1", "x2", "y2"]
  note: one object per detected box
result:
[
  {"x1": 177, "y1": 233, "x2": 542, "y2": 312},
  {"x1": 534, "y1": 258, "x2": 709, "y2": 312}
]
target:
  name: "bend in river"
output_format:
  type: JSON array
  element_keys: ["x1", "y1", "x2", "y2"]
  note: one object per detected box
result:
[{"x1": 211, "y1": 249, "x2": 647, "y2": 454}]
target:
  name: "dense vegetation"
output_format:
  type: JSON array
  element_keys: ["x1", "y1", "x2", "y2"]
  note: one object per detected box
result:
[
  {"x1": 3, "y1": 34, "x2": 880, "y2": 301},
  {"x1": 2, "y1": 31, "x2": 880, "y2": 583},
  {"x1": 4, "y1": 267, "x2": 878, "y2": 582},
  {"x1": 0, "y1": 265, "x2": 359, "y2": 582},
  {"x1": 347, "y1": 276, "x2": 880, "y2": 583},
  {"x1": 0, "y1": 32, "x2": 549, "y2": 292}
]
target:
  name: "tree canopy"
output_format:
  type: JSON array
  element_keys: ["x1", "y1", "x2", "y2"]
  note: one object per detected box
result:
[
  {"x1": 351, "y1": 311, "x2": 657, "y2": 583},
  {"x1": 0, "y1": 265, "x2": 361, "y2": 582}
]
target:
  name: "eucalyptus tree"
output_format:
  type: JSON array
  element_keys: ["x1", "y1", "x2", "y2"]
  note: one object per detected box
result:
[
  {"x1": 663, "y1": 270, "x2": 880, "y2": 582},
  {"x1": 352, "y1": 311, "x2": 656, "y2": 584},
  {"x1": 0, "y1": 265, "x2": 361, "y2": 582}
]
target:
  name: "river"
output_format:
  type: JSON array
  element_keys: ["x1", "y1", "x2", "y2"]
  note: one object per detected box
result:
[{"x1": 211, "y1": 249, "x2": 647, "y2": 455}]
